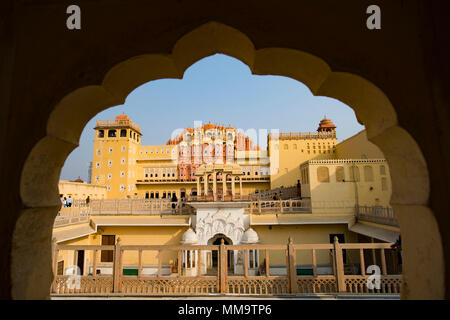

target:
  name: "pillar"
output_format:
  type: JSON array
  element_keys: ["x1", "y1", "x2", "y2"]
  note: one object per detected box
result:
[
  {"x1": 239, "y1": 177, "x2": 243, "y2": 196},
  {"x1": 213, "y1": 172, "x2": 217, "y2": 201},
  {"x1": 222, "y1": 174, "x2": 227, "y2": 200},
  {"x1": 231, "y1": 176, "x2": 235, "y2": 199},
  {"x1": 196, "y1": 176, "x2": 200, "y2": 197},
  {"x1": 204, "y1": 174, "x2": 208, "y2": 196}
]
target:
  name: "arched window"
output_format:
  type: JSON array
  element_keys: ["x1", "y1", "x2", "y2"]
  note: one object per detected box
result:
[
  {"x1": 349, "y1": 166, "x2": 360, "y2": 182},
  {"x1": 380, "y1": 165, "x2": 386, "y2": 175},
  {"x1": 108, "y1": 129, "x2": 116, "y2": 137},
  {"x1": 317, "y1": 166, "x2": 330, "y2": 183},
  {"x1": 336, "y1": 166, "x2": 345, "y2": 182},
  {"x1": 98, "y1": 130, "x2": 104, "y2": 138},
  {"x1": 364, "y1": 166, "x2": 374, "y2": 182},
  {"x1": 284, "y1": 144, "x2": 288, "y2": 150},
  {"x1": 120, "y1": 129, "x2": 127, "y2": 137}
]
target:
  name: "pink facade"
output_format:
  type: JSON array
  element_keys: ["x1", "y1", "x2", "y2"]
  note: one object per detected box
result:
[{"x1": 166, "y1": 123, "x2": 259, "y2": 181}]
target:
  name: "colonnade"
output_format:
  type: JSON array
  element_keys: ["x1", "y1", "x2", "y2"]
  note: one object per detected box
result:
[{"x1": 195, "y1": 171, "x2": 243, "y2": 201}]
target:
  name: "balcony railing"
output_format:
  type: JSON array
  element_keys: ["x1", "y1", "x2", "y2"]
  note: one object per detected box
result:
[
  {"x1": 89, "y1": 199, "x2": 195, "y2": 215},
  {"x1": 356, "y1": 206, "x2": 399, "y2": 227},
  {"x1": 251, "y1": 185, "x2": 300, "y2": 200},
  {"x1": 77, "y1": 198, "x2": 313, "y2": 216},
  {"x1": 269, "y1": 131, "x2": 336, "y2": 140},
  {"x1": 54, "y1": 214, "x2": 90, "y2": 227},
  {"x1": 51, "y1": 237, "x2": 401, "y2": 296},
  {"x1": 245, "y1": 199, "x2": 311, "y2": 214},
  {"x1": 95, "y1": 119, "x2": 141, "y2": 133}
]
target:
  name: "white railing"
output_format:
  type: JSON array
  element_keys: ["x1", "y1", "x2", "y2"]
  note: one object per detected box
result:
[
  {"x1": 269, "y1": 132, "x2": 336, "y2": 140},
  {"x1": 54, "y1": 214, "x2": 90, "y2": 227},
  {"x1": 245, "y1": 199, "x2": 311, "y2": 214},
  {"x1": 251, "y1": 185, "x2": 300, "y2": 200},
  {"x1": 357, "y1": 206, "x2": 399, "y2": 227},
  {"x1": 89, "y1": 199, "x2": 195, "y2": 215}
]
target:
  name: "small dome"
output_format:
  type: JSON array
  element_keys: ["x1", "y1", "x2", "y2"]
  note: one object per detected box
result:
[
  {"x1": 115, "y1": 113, "x2": 130, "y2": 121},
  {"x1": 181, "y1": 228, "x2": 199, "y2": 244},
  {"x1": 226, "y1": 126, "x2": 234, "y2": 130},
  {"x1": 317, "y1": 116, "x2": 336, "y2": 132},
  {"x1": 204, "y1": 123, "x2": 215, "y2": 130},
  {"x1": 72, "y1": 178, "x2": 84, "y2": 183},
  {"x1": 241, "y1": 228, "x2": 259, "y2": 244},
  {"x1": 185, "y1": 128, "x2": 194, "y2": 133}
]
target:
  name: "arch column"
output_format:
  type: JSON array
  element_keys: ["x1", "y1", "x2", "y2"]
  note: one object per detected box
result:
[
  {"x1": 213, "y1": 172, "x2": 217, "y2": 201},
  {"x1": 239, "y1": 177, "x2": 243, "y2": 197},
  {"x1": 196, "y1": 176, "x2": 200, "y2": 197},
  {"x1": 231, "y1": 176, "x2": 235, "y2": 199},
  {"x1": 222, "y1": 174, "x2": 227, "y2": 199},
  {"x1": 203, "y1": 174, "x2": 208, "y2": 196}
]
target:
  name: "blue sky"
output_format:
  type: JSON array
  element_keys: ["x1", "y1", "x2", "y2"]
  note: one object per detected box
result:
[{"x1": 60, "y1": 54, "x2": 364, "y2": 181}]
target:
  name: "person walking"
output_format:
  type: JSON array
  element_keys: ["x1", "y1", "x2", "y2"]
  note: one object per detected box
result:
[{"x1": 63, "y1": 197, "x2": 67, "y2": 208}]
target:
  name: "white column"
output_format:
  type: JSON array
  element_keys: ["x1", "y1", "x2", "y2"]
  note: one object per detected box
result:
[
  {"x1": 239, "y1": 177, "x2": 243, "y2": 196},
  {"x1": 196, "y1": 177, "x2": 200, "y2": 197},
  {"x1": 252, "y1": 250, "x2": 256, "y2": 268},
  {"x1": 213, "y1": 172, "x2": 217, "y2": 201},
  {"x1": 231, "y1": 176, "x2": 235, "y2": 199},
  {"x1": 256, "y1": 250, "x2": 260, "y2": 268},
  {"x1": 222, "y1": 174, "x2": 227, "y2": 199}
]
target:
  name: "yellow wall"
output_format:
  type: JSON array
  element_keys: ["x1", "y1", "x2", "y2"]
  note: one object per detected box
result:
[
  {"x1": 58, "y1": 180, "x2": 106, "y2": 200},
  {"x1": 56, "y1": 224, "x2": 360, "y2": 270},
  {"x1": 253, "y1": 224, "x2": 358, "y2": 265},
  {"x1": 301, "y1": 160, "x2": 392, "y2": 210},
  {"x1": 336, "y1": 130, "x2": 385, "y2": 159},
  {"x1": 269, "y1": 135, "x2": 337, "y2": 188}
]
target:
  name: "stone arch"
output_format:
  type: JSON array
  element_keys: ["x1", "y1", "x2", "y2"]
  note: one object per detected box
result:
[
  {"x1": 15, "y1": 21, "x2": 442, "y2": 299},
  {"x1": 207, "y1": 233, "x2": 233, "y2": 245}
]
